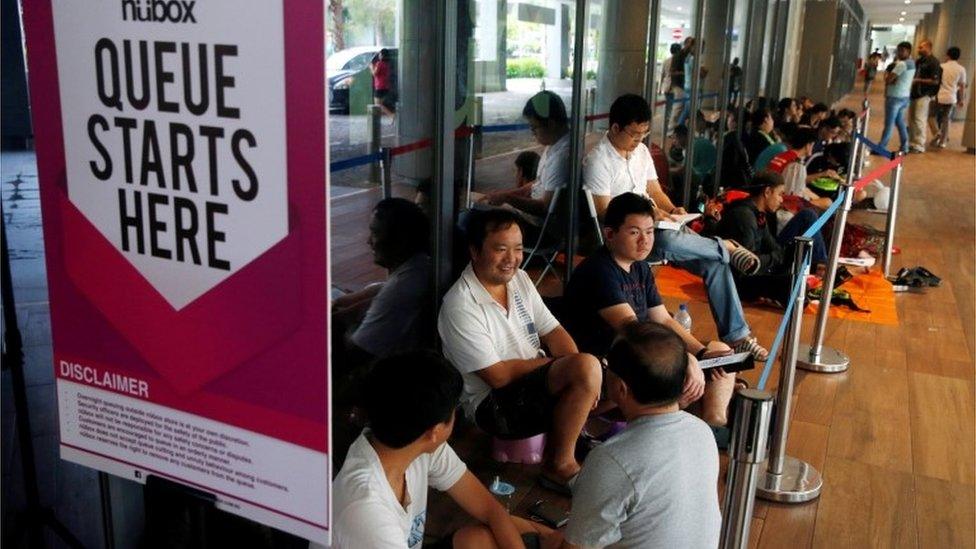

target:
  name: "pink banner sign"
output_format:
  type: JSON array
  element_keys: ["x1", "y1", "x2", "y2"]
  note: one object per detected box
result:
[{"x1": 22, "y1": 0, "x2": 330, "y2": 542}]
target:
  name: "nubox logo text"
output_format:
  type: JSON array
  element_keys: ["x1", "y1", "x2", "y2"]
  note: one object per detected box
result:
[{"x1": 121, "y1": 0, "x2": 197, "y2": 23}]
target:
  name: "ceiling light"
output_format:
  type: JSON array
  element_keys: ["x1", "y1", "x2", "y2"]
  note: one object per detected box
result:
[
  {"x1": 899, "y1": 17, "x2": 905, "y2": 21},
  {"x1": 904, "y1": 0, "x2": 911, "y2": 4},
  {"x1": 900, "y1": 11, "x2": 906, "y2": 15},
  {"x1": 676, "y1": 6, "x2": 682, "y2": 10}
]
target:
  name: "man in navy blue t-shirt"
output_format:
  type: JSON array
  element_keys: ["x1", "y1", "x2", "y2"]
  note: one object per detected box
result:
[{"x1": 564, "y1": 193, "x2": 737, "y2": 424}]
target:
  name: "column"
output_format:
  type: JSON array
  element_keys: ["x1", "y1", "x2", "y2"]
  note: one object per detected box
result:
[
  {"x1": 594, "y1": 0, "x2": 651, "y2": 112},
  {"x1": 546, "y1": 5, "x2": 563, "y2": 80},
  {"x1": 954, "y1": 0, "x2": 976, "y2": 146},
  {"x1": 699, "y1": 0, "x2": 731, "y2": 97},
  {"x1": 931, "y1": 1, "x2": 952, "y2": 57},
  {"x1": 396, "y1": 0, "x2": 437, "y2": 182},
  {"x1": 949, "y1": 0, "x2": 975, "y2": 122},
  {"x1": 473, "y1": 0, "x2": 506, "y2": 92}
]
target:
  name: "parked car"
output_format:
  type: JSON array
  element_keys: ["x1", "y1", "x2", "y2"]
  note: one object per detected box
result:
[{"x1": 327, "y1": 46, "x2": 398, "y2": 115}]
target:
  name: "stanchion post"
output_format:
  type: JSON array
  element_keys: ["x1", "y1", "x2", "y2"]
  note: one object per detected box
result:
[
  {"x1": 796, "y1": 133, "x2": 863, "y2": 373},
  {"x1": 381, "y1": 147, "x2": 393, "y2": 199},
  {"x1": 857, "y1": 99, "x2": 870, "y2": 179},
  {"x1": 586, "y1": 88, "x2": 596, "y2": 133},
  {"x1": 474, "y1": 96, "x2": 484, "y2": 155},
  {"x1": 368, "y1": 104, "x2": 382, "y2": 184},
  {"x1": 719, "y1": 389, "x2": 774, "y2": 549},
  {"x1": 661, "y1": 97, "x2": 672, "y2": 146},
  {"x1": 882, "y1": 152, "x2": 905, "y2": 278},
  {"x1": 757, "y1": 237, "x2": 823, "y2": 503},
  {"x1": 465, "y1": 128, "x2": 476, "y2": 209}
]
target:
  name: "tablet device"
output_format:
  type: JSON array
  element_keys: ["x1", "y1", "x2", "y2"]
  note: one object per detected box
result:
[{"x1": 697, "y1": 351, "x2": 755, "y2": 372}]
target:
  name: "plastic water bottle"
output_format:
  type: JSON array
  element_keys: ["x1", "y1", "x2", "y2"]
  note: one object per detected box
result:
[
  {"x1": 695, "y1": 184, "x2": 708, "y2": 214},
  {"x1": 489, "y1": 475, "x2": 515, "y2": 511},
  {"x1": 675, "y1": 304, "x2": 692, "y2": 332}
]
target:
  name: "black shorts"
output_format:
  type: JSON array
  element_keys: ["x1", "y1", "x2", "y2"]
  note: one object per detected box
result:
[
  {"x1": 475, "y1": 361, "x2": 555, "y2": 439},
  {"x1": 373, "y1": 89, "x2": 389, "y2": 100}
]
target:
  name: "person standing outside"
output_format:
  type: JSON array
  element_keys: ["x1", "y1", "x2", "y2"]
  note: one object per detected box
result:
[
  {"x1": 863, "y1": 52, "x2": 880, "y2": 95},
  {"x1": 729, "y1": 57, "x2": 743, "y2": 107},
  {"x1": 908, "y1": 39, "x2": 942, "y2": 153},
  {"x1": 660, "y1": 43, "x2": 681, "y2": 119},
  {"x1": 369, "y1": 49, "x2": 395, "y2": 118},
  {"x1": 878, "y1": 42, "x2": 916, "y2": 154},
  {"x1": 933, "y1": 47, "x2": 968, "y2": 149},
  {"x1": 668, "y1": 37, "x2": 696, "y2": 134}
]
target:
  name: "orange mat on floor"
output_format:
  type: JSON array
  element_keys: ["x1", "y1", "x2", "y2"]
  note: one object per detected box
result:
[{"x1": 653, "y1": 266, "x2": 899, "y2": 326}]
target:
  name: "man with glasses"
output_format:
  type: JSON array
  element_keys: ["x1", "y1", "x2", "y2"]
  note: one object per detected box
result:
[
  {"x1": 519, "y1": 91, "x2": 572, "y2": 215},
  {"x1": 583, "y1": 94, "x2": 769, "y2": 362}
]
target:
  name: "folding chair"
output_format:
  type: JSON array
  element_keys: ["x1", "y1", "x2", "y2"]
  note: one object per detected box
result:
[
  {"x1": 582, "y1": 188, "x2": 604, "y2": 247},
  {"x1": 521, "y1": 187, "x2": 563, "y2": 286}
]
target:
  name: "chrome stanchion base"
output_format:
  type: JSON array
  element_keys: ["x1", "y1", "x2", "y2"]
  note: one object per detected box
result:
[
  {"x1": 756, "y1": 456, "x2": 823, "y2": 503},
  {"x1": 796, "y1": 343, "x2": 850, "y2": 373}
]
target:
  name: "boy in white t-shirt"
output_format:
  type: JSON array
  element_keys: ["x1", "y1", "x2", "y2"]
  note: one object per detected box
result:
[{"x1": 331, "y1": 350, "x2": 556, "y2": 548}]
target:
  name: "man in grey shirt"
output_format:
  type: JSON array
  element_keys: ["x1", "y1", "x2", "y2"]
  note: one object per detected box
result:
[
  {"x1": 333, "y1": 198, "x2": 431, "y2": 360},
  {"x1": 561, "y1": 321, "x2": 721, "y2": 549}
]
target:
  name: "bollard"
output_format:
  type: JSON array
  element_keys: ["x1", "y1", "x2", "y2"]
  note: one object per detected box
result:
[
  {"x1": 381, "y1": 147, "x2": 393, "y2": 199},
  {"x1": 856, "y1": 100, "x2": 870, "y2": 179},
  {"x1": 661, "y1": 96, "x2": 673, "y2": 146},
  {"x1": 473, "y1": 96, "x2": 484, "y2": 156},
  {"x1": 368, "y1": 104, "x2": 382, "y2": 184},
  {"x1": 758, "y1": 237, "x2": 823, "y2": 503},
  {"x1": 586, "y1": 88, "x2": 596, "y2": 133},
  {"x1": 465, "y1": 129, "x2": 476, "y2": 209},
  {"x1": 719, "y1": 388, "x2": 774, "y2": 549},
  {"x1": 796, "y1": 129, "x2": 863, "y2": 373},
  {"x1": 882, "y1": 152, "x2": 904, "y2": 278}
]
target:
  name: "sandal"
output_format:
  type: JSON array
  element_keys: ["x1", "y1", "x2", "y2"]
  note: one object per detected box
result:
[
  {"x1": 538, "y1": 473, "x2": 577, "y2": 497},
  {"x1": 729, "y1": 246, "x2": 761, "y2": 276},
  {"x1": 733, "y1": 336, "x2": 769, "y2": 362}
]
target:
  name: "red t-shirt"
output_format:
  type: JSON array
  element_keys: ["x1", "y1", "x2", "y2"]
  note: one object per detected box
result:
[
  {"x1": 372, "y1": 59, "x2": 391, "y2": 91},
  {"x1": 766, "y1": 150, "x2": 800, "y2": 174}
]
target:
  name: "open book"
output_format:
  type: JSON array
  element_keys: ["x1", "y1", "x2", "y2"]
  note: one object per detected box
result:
[{"x1": 655, "y1": 213, "x2": 702, "y2": 231}]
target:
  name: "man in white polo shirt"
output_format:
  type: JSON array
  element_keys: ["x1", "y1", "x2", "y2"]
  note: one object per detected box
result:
[
  {"x1": 582, "y1": 94, "x2": 768, "y2": 361},
  {"x1": 439, "y1": 208, "x2": 602, "y2": 495}
]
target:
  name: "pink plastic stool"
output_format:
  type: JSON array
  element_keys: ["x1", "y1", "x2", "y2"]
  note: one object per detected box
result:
[{"x1": 491, "y1": 434, "x2": 546, "y2": 464}]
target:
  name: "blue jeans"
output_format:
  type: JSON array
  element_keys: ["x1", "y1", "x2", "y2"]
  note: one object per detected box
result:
[
  {"x1": 650, "y1": 228, "x2": 751, "y2": 343},
  {"x1": 879, "y1": 96, "x2": 910, "y2": 152}
]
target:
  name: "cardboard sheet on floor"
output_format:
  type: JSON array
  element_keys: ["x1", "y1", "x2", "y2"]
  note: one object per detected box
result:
[{"x1": 653, "y1": 266, "x2": 899, "y2": 326}]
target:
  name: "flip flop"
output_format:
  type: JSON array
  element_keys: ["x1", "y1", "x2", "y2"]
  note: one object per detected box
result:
[{"x1": 537, "y1": 473, "x2": 578, "y2": 498}]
